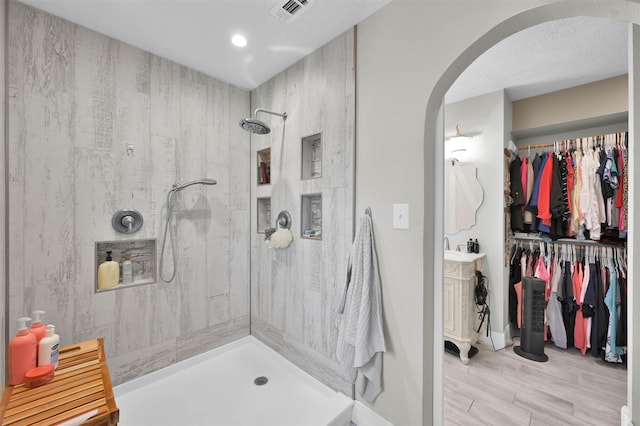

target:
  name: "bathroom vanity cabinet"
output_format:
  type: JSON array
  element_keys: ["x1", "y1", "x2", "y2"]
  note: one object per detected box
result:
[{"x1": 443, "y1": 251, "x2": 485, "y2": 364}]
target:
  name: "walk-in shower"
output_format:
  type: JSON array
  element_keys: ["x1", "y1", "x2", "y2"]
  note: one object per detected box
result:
[
  {"x1": 239, "y1": 108, "x2": 287, "y2": 134},
  {"x1": 160, "y1": 179, "x2": 217, "y2": 283}
]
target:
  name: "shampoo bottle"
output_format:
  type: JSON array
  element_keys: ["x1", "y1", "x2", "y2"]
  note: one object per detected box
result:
[
  {"x1": 38, "y1": 324, "x2": 60, "y2": 369},
  {"x1": 98, "y1": 251, "x2": 120, "y2": 290},
  {"x1": 122, "y1": 255, "x2": 133, "y2": 285},
  {"x1": 9, "y1": 317, "x2": 37, "y2": 385}
]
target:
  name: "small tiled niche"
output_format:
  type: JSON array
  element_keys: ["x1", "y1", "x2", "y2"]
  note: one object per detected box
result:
[
  {"x1": 95, "y1": 239, "x2": 156, "y2": 292},
  {"x1": 257, "y1": 148, "x2": 271, "y2": 185},
  {"x1": 301, "y1": 194, "x2": 322, "y2": 240},
  {"x1": 257, "y1": 197, "x2": 272, "y2": 233},
  {"x1": 301, "y1": 133, "x2": 322, "y2": 180}
]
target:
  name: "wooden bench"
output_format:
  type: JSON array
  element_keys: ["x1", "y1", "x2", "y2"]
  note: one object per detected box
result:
[{"x1": 0, "y1": 338, "x2": 119, "y2": 425}]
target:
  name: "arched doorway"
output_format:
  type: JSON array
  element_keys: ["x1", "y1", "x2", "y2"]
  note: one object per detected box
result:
[{"x1": 425, "y1": 3, "x2": 640, "y2": 424}]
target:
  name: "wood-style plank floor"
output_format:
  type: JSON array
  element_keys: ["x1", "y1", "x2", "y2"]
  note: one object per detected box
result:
[{"x1": 444, "y1": 338, "x2": 627, "y2": 425}]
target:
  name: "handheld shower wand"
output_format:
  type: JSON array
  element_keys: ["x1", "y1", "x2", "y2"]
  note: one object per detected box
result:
[{"x1": 160, "y1": 178, "x2": 217, "y2": 283}]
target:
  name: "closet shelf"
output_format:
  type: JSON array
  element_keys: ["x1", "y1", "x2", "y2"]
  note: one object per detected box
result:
[
  {"x1": 512, "y1": 233, "x2": 625, "y2": 248},
  {"x1": 511, "y1": 111, "x2": 628, "y2": 142}
]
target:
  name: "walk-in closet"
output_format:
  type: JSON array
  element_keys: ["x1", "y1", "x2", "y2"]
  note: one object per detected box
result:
[{"x1": 442, "y1": 16, "x2": 628, "y2": 425}]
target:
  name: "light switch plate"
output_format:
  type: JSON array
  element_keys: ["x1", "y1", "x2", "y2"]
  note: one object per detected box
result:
[{"x1": 393, "y1": 203, "x2": 409, "y2": 229}]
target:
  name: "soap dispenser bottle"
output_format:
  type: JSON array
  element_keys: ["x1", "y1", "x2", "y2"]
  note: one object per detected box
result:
[
  {"x1": 38, "y1": 324, "x2": 60, "y2": 369},
  {"x1": 29, "y1": 310, "x2": 46, "y2": 344},
  {"x1": 98, "y1": 251, "x2": 119, "y2": 290},
  {"x1": 29, "y1": 310, "x2": 46, "y2": 361},
  {"x1": 122, "y1": 255, "x2": 133, "y2": 285},
  {"x1": 9, "y1": 317, "x2": 37, "y2": 385}
]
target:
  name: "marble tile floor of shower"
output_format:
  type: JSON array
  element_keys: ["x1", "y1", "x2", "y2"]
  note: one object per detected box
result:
[{"x1": 444, "y1": 337, "x2": 627, "y2": 426}]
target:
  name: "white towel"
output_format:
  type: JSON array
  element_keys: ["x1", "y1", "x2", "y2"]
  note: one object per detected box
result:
[{"x1": 336, "y1": 214, "x2": 385, "y2": 402}]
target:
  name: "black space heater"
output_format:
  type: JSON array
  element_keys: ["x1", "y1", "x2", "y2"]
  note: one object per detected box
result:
[{"x1": 514, "y1": 276, "x2": 548, "y2": 362}]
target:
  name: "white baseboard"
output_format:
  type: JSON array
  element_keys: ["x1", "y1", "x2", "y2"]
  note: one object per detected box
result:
[
  {"x1": 620, "y1": 405, "x2": 631, "y2": 426},
  {"x1": 478, "y1": 324, "x2": 510, "y2": 350},
  {"x1": 352, "y1": 401, "x2": 393, "y2": 426}
]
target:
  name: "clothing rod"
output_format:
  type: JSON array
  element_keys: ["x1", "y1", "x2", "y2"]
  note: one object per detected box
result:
[
  {"x1": 516, "y1": 132, "x2": 627, "y2": 151},
  {"x1": 516, "y1": 141, "x2": 556, "y2": 150},
  {"x1": 512, "y1": 234, "x2": 625, "y2": 248}
]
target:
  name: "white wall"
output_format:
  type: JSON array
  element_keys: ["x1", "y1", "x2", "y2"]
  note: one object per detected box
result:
[
  {"x1": 1, "y1": 0, "x2": 6, "y2": 388},
  {"x1": 445, "y1": 90, "x2": 511, "y2": 345},
  {"x1": 357, "y1": 1, "x2": 640, "y2": 425}
]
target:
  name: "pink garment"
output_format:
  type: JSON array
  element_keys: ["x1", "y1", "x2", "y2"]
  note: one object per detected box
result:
[
  {"x1": 573, "y1": 262, "x2": 588, "y2": 354},
  {"x1": 515, "y1": 282, "x2": 523, "y2": 328},
  {"x1": 535, "y1": 257, "x2": 551, "y2": 302},
  {"x1": 526, "y1": 255, "x2": 534, "y2": 278},
  {"x1": 534, "y1": 258, "x2": 550, "y2": 341},
  {"x1": 521, "y1": 156, "x2": 528, "y2": 216},
  {"x1": 580, "y1": 263, "x2": 591, "y2": 355}
]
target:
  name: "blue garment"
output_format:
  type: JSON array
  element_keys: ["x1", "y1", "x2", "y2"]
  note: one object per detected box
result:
[
  {"x1": 528, "y1": 153, "x2": 549, "y2": 232},
  {"x1": 604, "y1": 258, "x2": 625, "y2": 356}
]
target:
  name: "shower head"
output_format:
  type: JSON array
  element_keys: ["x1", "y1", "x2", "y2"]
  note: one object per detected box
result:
[
  {"x1": 240, "y1": 118, "x2": 271, "y2": 134},
  {"x1": 239, "y1": 108, "x2": 287, "y2": 134},
  {"x1": 171, "y1": 178, "x2": 217, "y2": 192}
]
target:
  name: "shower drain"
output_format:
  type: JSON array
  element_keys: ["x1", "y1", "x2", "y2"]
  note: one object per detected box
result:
[{"x1": 254, "y1": 376, "x2": 269, "y2": 386}]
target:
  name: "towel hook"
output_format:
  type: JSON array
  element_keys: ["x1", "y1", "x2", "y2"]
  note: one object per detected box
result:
[{"x1": 364, "y1": 207, "x2": 372, "y2": 218}]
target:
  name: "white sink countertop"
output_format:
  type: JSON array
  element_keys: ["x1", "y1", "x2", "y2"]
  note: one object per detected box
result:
[{"x1": 444, "y1": 250, "x2": 486, "y2": 263}]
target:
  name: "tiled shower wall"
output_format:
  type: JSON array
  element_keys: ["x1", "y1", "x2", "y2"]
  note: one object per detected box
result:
[
  {"x1": 7, "y1": 1, "x2": 250, "y2": 384},
  {"x1": 250, "y1": 29, "x2": 355, "y2": 394}
]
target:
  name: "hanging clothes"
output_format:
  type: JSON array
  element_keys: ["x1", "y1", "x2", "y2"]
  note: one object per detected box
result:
[
  {"x1": 508, "y1": 239, "x2": 627, "y2": 362},
  {"x1": 510, "y1": 155, "x2": 525, "y2": 231},
  {"x1": 508, "y1": 245, "x2": 522, "y2": 324},
  {"x1": 573, "y1": 260, "x2": 588, "y2": 353},
  {"x1": 547, "y1": 254, "x2": 567, "y2": 348},
  {"x1": 604, "y1": 254, "x2": 624, "y2": 362}
]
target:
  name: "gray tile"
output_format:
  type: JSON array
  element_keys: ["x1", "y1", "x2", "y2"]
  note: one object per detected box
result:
[
  {"x1": 109, "y1": 338, "x2": 177, "y2": 386},
  {"x1": 249, "y1": 28, "x2": 355, "y2": 390},
  {"x1": 8, "y1": 2, "x2": 251, "y2": 389},
  {"x1": 176, "y1": 316, "x2": 249, "y2": 362}
]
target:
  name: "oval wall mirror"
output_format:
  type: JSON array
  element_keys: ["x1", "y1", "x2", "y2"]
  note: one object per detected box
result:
[{"x1": 444, "y1": 159, "x2": 484, "y2": 234}]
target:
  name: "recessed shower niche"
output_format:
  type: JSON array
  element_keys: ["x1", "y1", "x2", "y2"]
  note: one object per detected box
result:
[
  {"x1": 95, "y1": 239, "x2": 156, "y2": 292},
  {"x1": 257, "y1": 148, "x2": 271, "y2": 185},
  {"x1": 301, "y1": 194, "x2": 322, "y2": 239},
  {"x1": 257, "y1": 197, "x2": 272, "y2": 234},
  {"x1": 301, "y1": 133, "x2": 322, "y2": 180}
]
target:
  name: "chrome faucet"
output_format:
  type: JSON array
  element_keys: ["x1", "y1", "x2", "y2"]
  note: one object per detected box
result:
[{"x1": 444, "y1": 236, "x2": 450, "y2": 251}]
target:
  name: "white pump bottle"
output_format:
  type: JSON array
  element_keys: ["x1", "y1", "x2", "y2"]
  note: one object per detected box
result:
[{"x1": 38, "y1": 324, "x2": 60, "y2": 368}]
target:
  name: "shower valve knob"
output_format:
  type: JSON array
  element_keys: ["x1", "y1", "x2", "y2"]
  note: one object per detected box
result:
[
  {"x1": 122, "y1": 215, "x2": 134, "y2": 230},
  {"x1": 112, "y1": 209, "x2": 143, "y2": 234}
]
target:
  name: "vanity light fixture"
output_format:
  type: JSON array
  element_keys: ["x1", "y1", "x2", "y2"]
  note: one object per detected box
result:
[
  {"x1": 231, "y1": 34, "x2": 247, "y2": 47},
  {"x1": 446, "y1": 124, "x2": 470, "y2": 154},
  {"x1": 447, "y1": 124, "x2": 470, "y2": 143}
]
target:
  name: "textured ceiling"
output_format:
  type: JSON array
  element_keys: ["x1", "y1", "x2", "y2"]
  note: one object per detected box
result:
[{"x1": 446, "y1": 16, "x2": 628, "y2": 103}]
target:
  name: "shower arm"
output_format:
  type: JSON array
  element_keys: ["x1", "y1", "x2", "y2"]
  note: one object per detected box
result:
[{"x1": 254, "y1": 108, "x2": 287, "y2": 121}]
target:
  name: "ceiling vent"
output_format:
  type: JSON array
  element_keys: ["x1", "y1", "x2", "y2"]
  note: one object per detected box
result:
[{"x1": 270, "y1": 0, "x2": 316, "y2": 23}]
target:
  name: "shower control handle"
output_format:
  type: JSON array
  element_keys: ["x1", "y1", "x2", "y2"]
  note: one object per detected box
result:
[
  {"x1": 112, "y1": 209, "x2": 143, "y2": 234},
  {"x1": 122, "y1": 215, "x2": 135, "y2": 232}
]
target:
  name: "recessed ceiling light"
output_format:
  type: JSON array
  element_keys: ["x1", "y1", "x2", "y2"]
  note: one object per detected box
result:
[{"x1": 232, "y1": 34, "x2": 247, "y2": 47}]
